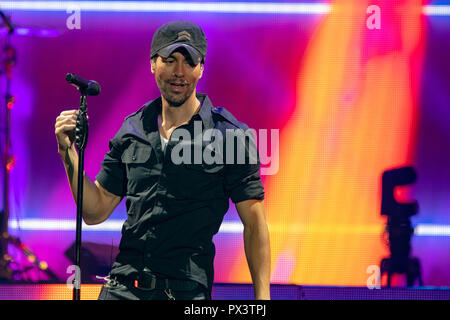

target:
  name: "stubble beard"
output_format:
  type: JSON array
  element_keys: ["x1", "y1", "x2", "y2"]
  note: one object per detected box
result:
[{"x1": 158, "y1": 79, "x2": 197, "y2": 107}]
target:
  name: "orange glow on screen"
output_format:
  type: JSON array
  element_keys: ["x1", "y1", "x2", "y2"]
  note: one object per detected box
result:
[
  {"x1": 40, "y1": 284, "x2": 101, "y2": 300},
  {"x1": 229, "y1": 0, "x2": 425, "y2": 286}
]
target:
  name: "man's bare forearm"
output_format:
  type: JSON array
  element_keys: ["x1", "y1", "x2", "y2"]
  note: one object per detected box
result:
[
  {"x1": 244, "y1": 222, "x2": 271, "y2": 300},
  {"x1": 59, "y1": 146, "x2": 104, "y2": 224}
]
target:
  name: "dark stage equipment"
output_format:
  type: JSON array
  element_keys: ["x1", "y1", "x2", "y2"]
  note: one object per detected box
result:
[
  {"x1": 0, "y1": 11, "x2": 58, "y2": 283},
  {"x1": 380, "y1": 166, "x2": 423, "y2": 287}
]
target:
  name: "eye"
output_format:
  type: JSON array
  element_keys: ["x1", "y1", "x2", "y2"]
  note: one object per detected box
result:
[{"x1": 184, "y1": 60, "x2": 196, "y2": 68}]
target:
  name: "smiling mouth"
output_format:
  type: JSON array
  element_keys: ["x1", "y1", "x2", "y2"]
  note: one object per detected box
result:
[
  {"x1": 169, "y1": 80, "x2": 188, "y2": 86},
  {"x1": 168, "y1": 82, "x2": 188, "y2": 93}
]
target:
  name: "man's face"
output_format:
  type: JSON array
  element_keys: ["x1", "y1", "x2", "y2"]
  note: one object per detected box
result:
[{"x1": 151, "y1": 50, "x2": 204, "y2": 107}]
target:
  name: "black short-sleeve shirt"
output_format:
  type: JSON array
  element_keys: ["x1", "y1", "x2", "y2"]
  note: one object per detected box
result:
[{"x1": 95, "y1": 93, "x2": 264, "y2": 291}]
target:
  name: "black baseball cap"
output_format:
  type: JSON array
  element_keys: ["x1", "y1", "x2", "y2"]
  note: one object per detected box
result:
[{"x1": 150, "y1": 20, "x2": 207, "y2": 65}]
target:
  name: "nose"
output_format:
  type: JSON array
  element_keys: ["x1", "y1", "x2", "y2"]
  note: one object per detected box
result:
[{"x1": 173, "y1": 61, "x2": 185, "y2": 78}]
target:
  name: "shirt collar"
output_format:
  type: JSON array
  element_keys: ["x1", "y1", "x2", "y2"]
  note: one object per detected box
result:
[
  {"x1": 142, "y1": 93, "x2": 214, "y2": 132},
  {"x1": 195, "y1": 93, "x2": 214, "y2": 130}
]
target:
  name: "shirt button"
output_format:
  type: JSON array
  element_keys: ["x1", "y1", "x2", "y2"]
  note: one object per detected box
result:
[{"x1": 132, "y1": 156, "x2": 136, "y2": 161}]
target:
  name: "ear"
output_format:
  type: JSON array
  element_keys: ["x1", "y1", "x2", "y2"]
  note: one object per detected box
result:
[
  {"x1": 198, "y1": 63, "x2": 204, "y2": 79},
  {"x1": 150, "y1": 58, "x2": 156, "y2": 74}
]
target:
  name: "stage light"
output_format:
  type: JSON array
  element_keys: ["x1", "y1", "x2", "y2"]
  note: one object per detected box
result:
[
  {"x1": 15, "y1": 27, "x2": 30, "y2": 36},
  {"x1": 39, "y1": 261, "x2": 48, "y2": 270},
  {"x1": 0, "y1": 1, "x2": 448, "y2": 16},
  {"x1": 6, "y1": 156, "x2": 16, "y2": 172},
  {"x1": 7, "y1": 218, "x2": 244, "y2": 233},
  {"x1": 423, "y1": 5, "x2": 450, "y2": 16},
  {"x1": 0, "y1": 1, "x2": 331, "y2": 14},
  {"x1": 7, "y1": 218, "x2": 450, "y2": 237},
  {"x1": 414, "y1": 224, "x2": 450, "y2": 237},
  {"x1": 0, "y1": 27, "x2": 60, "y2": 37}
]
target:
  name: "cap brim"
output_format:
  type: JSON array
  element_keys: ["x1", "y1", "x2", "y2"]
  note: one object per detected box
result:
[{"x1": 157, "y1": 43, "x2": 203, "y2": 65}]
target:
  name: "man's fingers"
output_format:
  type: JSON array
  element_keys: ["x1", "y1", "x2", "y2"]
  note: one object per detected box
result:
[
  {"x1": 59, "y1": 109, "x2": 79, "y2": 116},
  {"x1": 55, "y1": 109, "x2": 88, "y2": 141},
  {"x1": 55, "y1": 124, "x2": 76, "y2": 135},
  {"x1": 55, "y1": 119, "x2": 76, "y2": 129},
  {"x1": 56, "y1": 115, "x2": 77, "y2": 122},
  {"x1": 57, "y1": 110, "x2": 88, "y2": 122},
  {"x1": 55, "y1": 117, "x2": 76, "y2": 129},
  {"x1": 56, "y1": 115, "x2": 77, "y2": 125}
]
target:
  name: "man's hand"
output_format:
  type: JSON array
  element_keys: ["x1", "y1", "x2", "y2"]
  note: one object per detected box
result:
[{"x1": 55, "y1": 109, "x2": 79, "y2": 156}]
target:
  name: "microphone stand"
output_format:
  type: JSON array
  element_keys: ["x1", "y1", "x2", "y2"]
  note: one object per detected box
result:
[{"x1": 73, "y1": 92, "x2": 89, "y2": 300}]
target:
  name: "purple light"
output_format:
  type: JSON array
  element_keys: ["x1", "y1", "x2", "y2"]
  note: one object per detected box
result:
[
  {"x1": 15, "y1": 27, "x2": 31, "y2": 36},
  {"x1": 35, "y1": 28, "x2": 60, "y2": 38},
  {"x1": 0, "y1": 26, "x2": 60, "y2": 38}
]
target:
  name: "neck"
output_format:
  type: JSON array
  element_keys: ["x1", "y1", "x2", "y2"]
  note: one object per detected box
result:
[{"x1": 159, "y1": 92, "x2": 201, "y2": 129}]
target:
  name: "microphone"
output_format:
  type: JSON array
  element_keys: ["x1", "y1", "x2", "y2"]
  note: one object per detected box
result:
[{"x1": 66, "y1": 73, "x2": 101, "y2": 96}]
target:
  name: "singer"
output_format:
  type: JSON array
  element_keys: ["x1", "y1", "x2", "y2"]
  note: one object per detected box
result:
[{"x1": 54, "y1": 20, "x2": 270, "y2": 300}]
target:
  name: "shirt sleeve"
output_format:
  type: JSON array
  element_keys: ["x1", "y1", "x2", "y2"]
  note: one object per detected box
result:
[
  {"x1": 223, "y1": 128, "x2": 265, "y2": 203},
  {"x1": 95, "y1": 138, "x2": 127, "y2": 197}
]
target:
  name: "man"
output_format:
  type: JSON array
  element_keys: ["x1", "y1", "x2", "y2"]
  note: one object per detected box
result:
[{"x1": 55, "y1": 20, "x2": 270, "y2": 300}]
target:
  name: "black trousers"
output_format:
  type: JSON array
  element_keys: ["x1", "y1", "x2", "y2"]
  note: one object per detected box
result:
[{"x1": 98, "y1": 277, "x2": 210, "y2": 300}]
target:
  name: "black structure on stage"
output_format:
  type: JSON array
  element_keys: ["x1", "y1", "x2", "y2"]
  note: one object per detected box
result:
[
  {"x1": 380, "y1": 166, "x2": 423, "y2": 287},
  {"x1": 0, "y1": 10, "x2": 14, "y2": 281},
  {"x1": 0, "y1": 11, "x2": 58, "y2": 283},
  {"x1": 65, "y1": 72, "x2": 100, "y2": 300}
]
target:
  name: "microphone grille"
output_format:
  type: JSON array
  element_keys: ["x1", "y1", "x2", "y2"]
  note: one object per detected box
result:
[
  {"x1": 65, "y1": 73, "x2": 74, "y2": 82},
  {"x1": 87, "y1": 80, "x2": 101, "y2": 96}
]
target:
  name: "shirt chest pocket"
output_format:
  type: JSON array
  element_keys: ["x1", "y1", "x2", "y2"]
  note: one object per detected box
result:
[
  {"x1": 170, "y1": 162, "x2": 225, "y2": 200},
  {"x1": 121, "y1": 142, "x2": 153, "y2": 195}
]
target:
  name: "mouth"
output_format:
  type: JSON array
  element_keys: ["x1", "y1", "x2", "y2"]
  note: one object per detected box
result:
[
  {"x1": 168, "y1": 81, "x2": 188, "y2": 92},
  {"x1": 169, "y1": 81, "x2": 188, "y2": 88}
]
